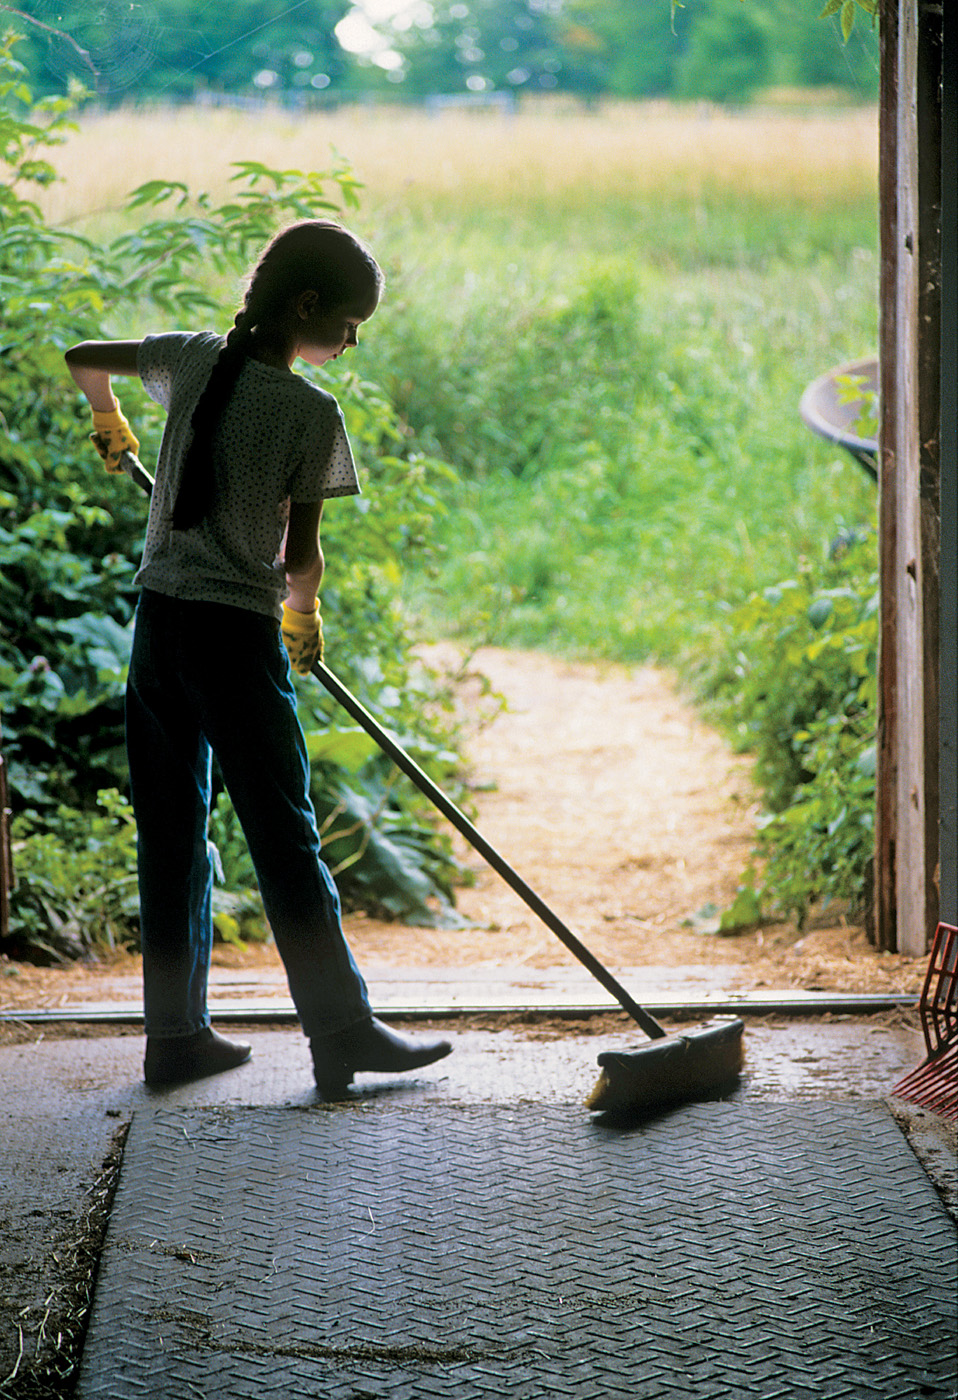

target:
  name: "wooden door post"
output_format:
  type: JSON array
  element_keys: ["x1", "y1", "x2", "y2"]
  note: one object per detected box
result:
[
  {"x1": 876, "y1": 0, "x2": 943, "y2": 956},
  {"x1": 940, "y1": 0, "x2": 957, "y2": 925}
]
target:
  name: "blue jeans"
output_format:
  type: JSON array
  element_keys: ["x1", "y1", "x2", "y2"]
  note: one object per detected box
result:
[{"x1": 126, "y1": 590, "x2": 372, "y2": 1040}]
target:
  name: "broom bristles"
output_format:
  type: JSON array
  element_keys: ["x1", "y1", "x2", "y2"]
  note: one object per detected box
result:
[{"x1": 586, "y1": 1018, "x2": 745, "y2": 1114}]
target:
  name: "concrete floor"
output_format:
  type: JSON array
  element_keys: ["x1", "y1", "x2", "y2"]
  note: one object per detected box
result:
[{"x1": 0, "y1": 1012, "x2": 954, "y2": 1393}]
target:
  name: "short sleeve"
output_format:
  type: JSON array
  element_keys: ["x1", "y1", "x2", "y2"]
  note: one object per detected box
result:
[
  {"x1": 137, "y1": 334, "x2": 195, "y2": 412},
  {"x1": 287, "y1": 393, "x2": 361, "y2": 502}
]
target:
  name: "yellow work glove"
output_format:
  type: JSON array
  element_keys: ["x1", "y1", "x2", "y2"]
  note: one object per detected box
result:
[
  {"x1": 90, "y1": 405, "x2": 140, "y2": 475},
  {"x1": 281, "y1": 601, "x2": 323, "y2": 675}
]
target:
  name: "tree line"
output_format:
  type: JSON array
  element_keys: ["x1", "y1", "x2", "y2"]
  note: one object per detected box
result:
[{"x1": 9, "y1": 0, "x2": 879, "y2": 107}]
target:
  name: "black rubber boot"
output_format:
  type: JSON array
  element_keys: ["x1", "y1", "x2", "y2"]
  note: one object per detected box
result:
[
  {"x1": 310, "y1": 1016, "x2": 452, "y2": 1100},
  {"x1": 144, "y1": 1027, "x2": 252, "y2": 1087}
]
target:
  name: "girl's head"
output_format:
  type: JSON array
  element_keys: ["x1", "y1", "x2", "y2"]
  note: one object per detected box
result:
[
  {"x1": 172, "y1": 220, "x2": 382, "y2": 530},
  {"x1": 241, "y1": 220, "x2": 384, "y2": 366}
]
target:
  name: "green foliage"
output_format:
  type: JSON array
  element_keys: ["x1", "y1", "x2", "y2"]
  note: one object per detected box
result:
[
  {"x1": 677, "y1": 1, "x2": 772, "y2": 104},
  {"x1": 378, "y1": 0, "x2": 607, "y2": 100},
  {"x1": 205, "y1": 793, "x2": 272, "y2": 948},
  {"x1": 7, "y1": 0, "x2": 880, "y2": 106},
  {"x1": 6, "y1": 788, "x2": 139, "y2": 961},
  {"x1": 0, "y1": 35, "x2": 467, "y2": 960},
  {"x1": 703, "y1": 535, "x2": 878, "y2": 926},
  {"x1": 718, "y1": 866, "x2": 763, "y2": 934},
  {"x1": 315, "y1": 764, "x2": 463, "y2": 926},
  {"x1": 833, "y1": 371, "x2": 879, "y2": 442},
  {"x1": 374, "y1": 254, "x2": 654, "y2": 482},
  {"x1": 9, "y1": 0, "x2": 353, "y2": 103},
  {"x1": 296, "y1": 648, "x2": 465, "y2": 927},
  {"x1": 819, "y1": 0, "x2": 878, "y2": 46},
  {"x1": 754, "y1": 705, "x2": 876, "y2": 927},
  {"x1": 366, "y1": 232, "x2": 876, "y2": 664},
  {"x1": 363, "y1": 0, "x2": 879, "y2": 101},
  {"x1": 598, "y1": 1, "x2": 687, "y2": 99}
]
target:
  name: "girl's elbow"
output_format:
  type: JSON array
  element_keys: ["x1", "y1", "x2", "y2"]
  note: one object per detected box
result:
[{"x1": 65, "y1": 341, "x2": 106, "y2": 369}]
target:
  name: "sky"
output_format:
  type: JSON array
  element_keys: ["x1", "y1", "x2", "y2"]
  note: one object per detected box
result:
[{"x1": 335, "y1": 0, "x2": 423, "y2": 69}]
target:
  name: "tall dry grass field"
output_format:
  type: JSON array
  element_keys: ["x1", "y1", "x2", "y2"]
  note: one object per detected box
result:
[{"x1": 37, "y1": 101, "x2": 877, "y2": 228}]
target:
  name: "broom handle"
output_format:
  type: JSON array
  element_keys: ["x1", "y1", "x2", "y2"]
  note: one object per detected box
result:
[
  {"x1": 121, "y1": 450, "x2": 157, "y2": 497},
  {"x1": 118, "y1": 451, "x2": 665, "y2": 1039},
  {"x1": 312, "y1": 658, "x2": 667, "y2": 1038}
]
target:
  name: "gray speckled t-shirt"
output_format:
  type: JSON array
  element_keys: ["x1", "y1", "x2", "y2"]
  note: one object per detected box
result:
[{"x1": 133, "y1": 332, "x2": 360, "y2": 618}]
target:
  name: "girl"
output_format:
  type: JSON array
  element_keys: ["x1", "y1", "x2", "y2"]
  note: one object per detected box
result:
[{"x1": 65, "y1": 219, "x2": 451, "y2": 1097}]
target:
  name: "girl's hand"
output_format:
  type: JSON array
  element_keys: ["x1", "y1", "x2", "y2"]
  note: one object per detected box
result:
[
  {"x1": 90, "y1": 405, "x2": 140, "y2": 474},
  {"x1": 281, "y1": 601, "x2": 323, "y2": 674}
]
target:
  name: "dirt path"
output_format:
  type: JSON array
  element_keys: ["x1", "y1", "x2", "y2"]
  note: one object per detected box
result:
[
  {"x1": 348, "y1": 647, "x2": 923, "y2": 995},
  {"x1": 0, "y1": 647, "x2": 925, "y2": 1011}
]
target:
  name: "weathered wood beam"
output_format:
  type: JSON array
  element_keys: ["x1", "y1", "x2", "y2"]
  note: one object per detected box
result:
[
  {"x1": 940, "y1": 0, "x2": 957, "y2": 924},
  {"x1": 876, "y1": 0, "x2": 941, "y2": 956},
  {"x1": 876, "y1": 0, "x2": 900, "y2": 950}
]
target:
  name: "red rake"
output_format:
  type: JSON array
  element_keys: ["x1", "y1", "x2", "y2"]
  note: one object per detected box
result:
[{"x1": 891, "y1": 922, "x2": 958, "y2": 1121}]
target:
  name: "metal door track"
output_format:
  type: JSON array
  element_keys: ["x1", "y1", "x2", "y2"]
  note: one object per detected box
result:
[{"x1": 0, "y1": 991, "x2": 919, "y2": 1027}]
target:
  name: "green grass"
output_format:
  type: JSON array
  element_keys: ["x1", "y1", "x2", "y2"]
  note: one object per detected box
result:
[{"x1": 355, "y1": 198, "x2": 878, "y2": 670}]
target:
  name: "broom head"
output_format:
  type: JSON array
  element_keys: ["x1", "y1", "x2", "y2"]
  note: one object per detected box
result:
[{"x1": 586, "y1": 1017, "x2": 745, "y2": 1115}]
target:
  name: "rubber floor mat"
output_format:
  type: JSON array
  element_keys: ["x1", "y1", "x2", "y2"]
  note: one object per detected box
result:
[{"x1": 77, "y1": 1102, "x2": 956, "y2": 1400}]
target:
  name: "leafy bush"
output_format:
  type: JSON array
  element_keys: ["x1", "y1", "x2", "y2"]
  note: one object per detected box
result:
[
  {"x1": 703, "y1": 532, "x2": 878, "y2": 927},
  {"x1": 371, "y1": 254, "x2": 657, "y2": 485},
  {"x1": 1, "y1": 34, "x2": 465, "y2": 960},
  {"x1": 754, "y1": 707, "x2": 876, "y2": 929},
  {"x1": 6, "y1": 789, "x2": 139, "y2": 961},
  {"x1": 376, "y1": 251, "x2": 876, "y2": 665}
]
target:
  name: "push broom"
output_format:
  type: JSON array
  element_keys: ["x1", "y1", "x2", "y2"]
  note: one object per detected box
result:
[{"x1": 118, "y1": 449, "x2": 745, "y2": 1115}]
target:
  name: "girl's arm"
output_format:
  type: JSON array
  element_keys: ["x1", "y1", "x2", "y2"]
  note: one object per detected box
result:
[
  {"x1": 284, "y1": 499, "x2": 325, "y2": 612},
  {"x1": 281, "y1": 499, "x2": 325, "y2": 673},
  {"x1": 65, "y1": 340, "x2": 142, "y2": 411}
]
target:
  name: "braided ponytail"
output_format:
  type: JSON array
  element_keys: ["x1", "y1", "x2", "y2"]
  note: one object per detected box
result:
[
  {"x1": 171, "y1": 308, "x2": 255, "y2": 529},
  {"x1": 171, "y1": 219, "x2": 382, "y2": 531}
]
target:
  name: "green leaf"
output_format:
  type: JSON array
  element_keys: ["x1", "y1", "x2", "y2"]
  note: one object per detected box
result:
[
  {"x1": 808, "y1": 597, "x2": 834, "y2": 629},
  {"x1": 841, "y1": 0, "x2": 857, "y2": 41},
  {"x1": 303, "y1": 727, "x2": 379, "y2": 773},
  {"x1": 718, "y1": 881, "x2": 762, "y2": 935},
  {"x1": 126, "y1": 179, "x2": 190, "y2": 208},
  {"x1": 855, "y1": 746, "x2": 877, "y2": 778}
]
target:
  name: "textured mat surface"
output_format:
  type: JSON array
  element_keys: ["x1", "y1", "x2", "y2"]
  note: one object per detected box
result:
[{"x1": 77, "y1": 1102, "x2": 956, "y2": 1400}]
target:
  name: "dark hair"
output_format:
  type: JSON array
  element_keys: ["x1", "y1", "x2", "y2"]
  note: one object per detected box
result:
[{"x1": 171, "y1": 220, "x2": 383, "y2": 530}]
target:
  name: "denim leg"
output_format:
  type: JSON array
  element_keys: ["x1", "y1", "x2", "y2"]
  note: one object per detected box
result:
[
  {"x1": 189, "y1": 616, "x2": 372, "y2": 1038},
  {"x1": 127, "y1": 592, "x2": 371, "y2": 1040},
  {"x1": 126, "y1": 599, "x2": 216, "y2": 1038}
]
